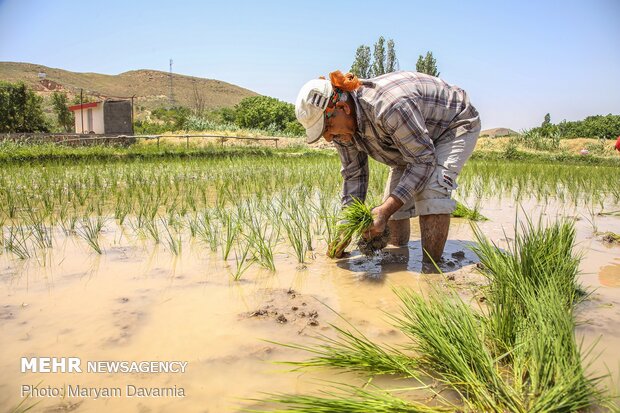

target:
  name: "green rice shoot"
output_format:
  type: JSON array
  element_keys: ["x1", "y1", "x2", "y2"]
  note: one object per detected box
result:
[{"x1": 328, "y1": 197, "x2": 374, "y2": 258}]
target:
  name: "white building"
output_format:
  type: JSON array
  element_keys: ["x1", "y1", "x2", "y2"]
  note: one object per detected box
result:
[
  {"x1": 69, "y1": 101, "x2": 103, "y2": 134},
  {"x1": 68, "y1": 100, "x2": 133, "y2": 134}
]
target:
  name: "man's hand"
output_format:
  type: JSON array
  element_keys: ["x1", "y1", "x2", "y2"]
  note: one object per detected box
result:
[
  {"x1": 364, "y1": 210, "x2": 388, "y2": 239},
  {"x1": 363, "y1": 195, "x2": 404, "y2": 239}
]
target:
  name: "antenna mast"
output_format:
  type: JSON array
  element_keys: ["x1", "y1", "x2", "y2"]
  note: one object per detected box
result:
[{"x1": 169, "y1": 58, "x2": 174, "y2": 106}]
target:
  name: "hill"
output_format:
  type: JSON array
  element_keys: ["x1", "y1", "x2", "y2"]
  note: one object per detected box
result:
[
  {"x1": 480, "y1": 127, "x2": 519, "y2": 137},
  {"x1": 0, "y1": 62, "x2": 258, "y2": 113}
]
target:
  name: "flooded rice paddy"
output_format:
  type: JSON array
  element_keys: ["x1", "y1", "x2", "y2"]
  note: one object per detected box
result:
[{"x1": 1, "y1": 155, "x2": 619, "y2": 412}]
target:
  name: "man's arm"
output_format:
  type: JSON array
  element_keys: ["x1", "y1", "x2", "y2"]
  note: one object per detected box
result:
[
  {"x1": 336, "y1": 142, "x2": 369, "y2": 207},
  {"x1": 328, "y1": 142, "x2": 369, "y2": 258}
]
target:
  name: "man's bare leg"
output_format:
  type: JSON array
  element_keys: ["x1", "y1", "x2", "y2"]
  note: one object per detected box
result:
[
  {"x1": 420, "y1": 214, "x2": 450, "y2": 263},
  {"x1": 387, "y1": 218, "x2": 410, "y2": 246}
]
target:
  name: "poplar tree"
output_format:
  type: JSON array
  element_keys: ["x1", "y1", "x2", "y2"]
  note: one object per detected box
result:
[
  {"x1": 350, "y1": 36, "x2": 398, "y2": 78},
  {"x1": 386, "y1": 39, "x2": 399, "y2": 73},
  {"x1": 371, "y1": 36, "x2": 386, "y2": 77},
  {"x1": 350, "y1": 45, "x2": 372, "y2": 78},
  {"x1": 52, "y1": 91, "x2": 74, "y2": 132},
  {"x1": 416, "y1": 51, "x2": 440, "y2": 77}
]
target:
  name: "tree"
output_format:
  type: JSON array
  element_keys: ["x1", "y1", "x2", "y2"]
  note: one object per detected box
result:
[
  {"x1": 234, "y1": 96, "x2": 297, "y2": 132},
  {"x1": 386, "y1": 39, "x2": 399, "y2": 73},
  {"x1": 0, "y1": 81, "x2": 49, "y2": 133},
  {"x1": 416, "y1": 51, "x2": 440, "y2": 77},
  {"x1": 350, "y1": 45, "x2": 372, "y2": 78},
  {"x1": 371, "y1": 36, "x2": 386, "y2": 77},
  {"x1": 351, "y1": 37, "x2": 398, "y2": 78},
  {"x1": 151, "y1": 106, "x2": 190, "y2": 130},
  {"x1": 51, "y1": 91, "x2": 74, "y2": 132},
  {"x1": 191, "y1": 82, "x2": 206, "y2": 116},
  {"x1": 538, "y1": 113, "x2": 554, "y2": 137}
]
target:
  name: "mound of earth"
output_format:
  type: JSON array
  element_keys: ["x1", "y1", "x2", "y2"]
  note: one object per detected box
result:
[{"x1": 480, "y1": 127, "x2": 519, "y2": 137}]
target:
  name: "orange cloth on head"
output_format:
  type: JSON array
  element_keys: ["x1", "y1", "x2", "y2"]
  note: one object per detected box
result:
[{"x1": 329, "y1": 70, "x2": 361, "y2": 92}]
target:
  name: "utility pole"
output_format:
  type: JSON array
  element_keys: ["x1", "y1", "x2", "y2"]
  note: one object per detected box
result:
[
  {"x1": 80, "y1": 88, "x2": 84, "y2": 134},
  {"x1": 169, "y1": 59, "x2": 174, "y2": 106}
]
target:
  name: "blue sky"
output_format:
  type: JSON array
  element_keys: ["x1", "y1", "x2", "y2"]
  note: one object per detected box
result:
[{"x1": 0, "y1": 0, "x2": 618, "y2": 130}]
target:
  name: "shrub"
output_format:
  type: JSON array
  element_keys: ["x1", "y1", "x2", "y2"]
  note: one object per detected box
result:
[
  {"x1": 514, "y1": 129, "x2": 560, "y2": 151},
  {"x1": 531, "y1": 114, "x2": 620, "y2": 139},
  {"x1": 234, "y1": 96, "x2": 297, "y2": 132},
  {"x1": 0, "y1": 81, "x2": 49, "y2": 132}
]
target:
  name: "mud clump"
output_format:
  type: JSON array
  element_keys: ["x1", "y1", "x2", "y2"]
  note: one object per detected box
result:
[
  {"x1": 357, "y1": 227, "x2": 390, "y2": 257},
  {"x1": 451, "y1": 250, "x2": 466, "y2": 260},
  {"x1": 242, "y1": 289, "x2": 321, "y2": 331},
  {"x1": 600, "y1": 232, "x2": 620, "y2": 244}
]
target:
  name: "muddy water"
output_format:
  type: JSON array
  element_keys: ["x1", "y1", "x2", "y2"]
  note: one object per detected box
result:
[{"x1": 1, "y1": 198, "x2": 619, "y2": 412}]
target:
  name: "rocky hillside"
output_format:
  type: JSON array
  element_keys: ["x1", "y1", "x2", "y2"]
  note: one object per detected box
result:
[{"x1": 0, "y1": 62, "x2": 258, "y2": 112}]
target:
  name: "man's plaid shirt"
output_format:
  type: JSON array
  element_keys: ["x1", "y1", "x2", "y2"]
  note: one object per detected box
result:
[{"x1": 336, "y1": 71, "x2": 480, "y2": 206}]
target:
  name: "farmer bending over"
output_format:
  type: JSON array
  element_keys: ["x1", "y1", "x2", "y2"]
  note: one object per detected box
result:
[{"x1": 295, "y1": 70, "x2": 480, "y2": 264}]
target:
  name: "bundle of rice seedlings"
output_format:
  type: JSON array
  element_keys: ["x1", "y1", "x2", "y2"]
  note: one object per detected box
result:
[
  {"x1": 262, "y1": 217, "x2": 612, "y2": 412},
  {"x1": 327, "y1": 198, "x2": 389, "y2": 258},
  {"x1": 252, "y1": 383, "x2": 448, "y2": 413},
  {"x1": 270, "y1": 317, "x2": 417, "y2": 376},
  {"x1": 451, "y1": 201, "x2": 488, "y2": 221},
  {"x1": 470, "y1": 218, "x2": 583, "y2": 351},
  {"x1": 392, "y1": 288, "x2": 523, "y2": 412},
  {"x1": 511, "y1": 285, "x2": 606, "y2": 412}
]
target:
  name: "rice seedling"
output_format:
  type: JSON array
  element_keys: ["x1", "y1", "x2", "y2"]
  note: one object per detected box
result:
[
  {"x1": 75, "y1": 216, "x2": 106, "y2": 254},
  {"x1": 186, "y1": 213, "x2": 199, "y2": 238},
  {"x1": 144, "y1": 218, "x2": 161, "y2": 244},
  {"x1": 583, "y1": 201, "x2": 599, "y2": 233},
  {"x1": 194, "y1": 210, "x2": 220, "y2": 251},
  {"x1": 282, "y1": 217, "x2": 308, "y2": 264},
  {"x1": 161, "y1": 217, "x2": 181, "y2": 255},
  {"x1": 114, "y1": 197, "x2": 131, "y2": 225},
  {"x1": 245, "y1": 213, "x2": 276, "y2": 271},
  {"x1": 5, "y1": 226, "x2": 32, "y2": 259},
  {"x1": 222, "y1": 213, "x2": 238, "y2": 261},
  {"x1": 317, "y1": 204, "x2": 339, "y2": 247},
  {"x1": 59, "y1": 211, "x2": 78, "y2": 235},
  {"x1": 328, "y1": 197, "x2": 388, "y2": 258},
  {"x1": 22, "y1": 208, "x2": 53, "y2": 250},
  {"x1": 232, "y1": 238, "x2": 254, "y2": 281},
  {"x1": 2, "y1": 188, "x2": 18, "y2": 219}
]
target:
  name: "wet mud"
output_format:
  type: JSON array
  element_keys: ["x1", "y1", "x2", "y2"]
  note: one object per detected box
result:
[{"x1": 0, "y1": 197, "x2": 618, "y2": 412}]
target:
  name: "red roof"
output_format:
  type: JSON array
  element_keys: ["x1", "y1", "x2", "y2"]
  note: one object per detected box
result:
[{"x1": 68, "y1": 101, "x2": 100, "y2": 111}]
